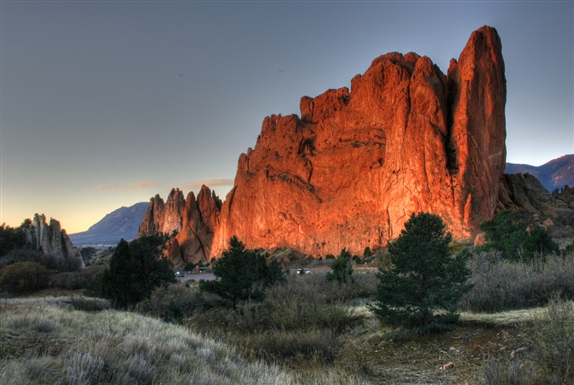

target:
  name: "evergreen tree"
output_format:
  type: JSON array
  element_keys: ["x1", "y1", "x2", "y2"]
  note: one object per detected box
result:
[
  {"x1": 523, "y1": 225, "x2": 560, "y2": 260},
  {"x1": 479, "y1": 210, "x2": 559, "y2": 262},
  {"x1": 326, "y1": 248, "x2": 354, "y2": 284},
  {"x1": 370, "y1": 213, "x2": 472, "y2": 334},
  {"x1": 479, "y1": 210, "x2": 527, "y2": 261},
  {"x1": 94, "y1": 235, "x2": 175, "y2": 309},
  {"x1": 0, "y1": 223, "x2": 26, "y2": 257},
  {"x1": 199, "y1": 236, "x2": 286, "y2": 308}
]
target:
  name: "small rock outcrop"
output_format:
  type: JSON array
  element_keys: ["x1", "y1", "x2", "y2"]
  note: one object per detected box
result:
[
  {"x1": 138, "y1": 186, "x2": 222, "y2": 264},
  {"x1": 497, "y1": 173, "x2": 573, "y2": 216},
  {"x1": 22, "y1": 214, "x2": 85, "y2": 269}
]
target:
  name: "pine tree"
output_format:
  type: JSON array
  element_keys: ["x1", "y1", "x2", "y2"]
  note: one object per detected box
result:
[
  {"x1": 523, "y1": 225, "x2": 560, "y2": 260},
  {"x1": 370, "y1": 213, "x2": 472, "y2": 334},
  {"x1": 199, "y1": 236, "x2": 286, "y2": 308},
  {"x1": 326, "y1": 248, "x2": 354, "y2": 284},
  {"x1": 95, "y1": 235, "x2": 175, "y2": 309},
  {"x1": 478, "y1": 210, "x2": 527, "y2": 261}
]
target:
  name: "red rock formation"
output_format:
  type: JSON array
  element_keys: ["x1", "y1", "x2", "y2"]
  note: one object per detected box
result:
[
  {"x1": 138, "y1": 194, "x2": 166, "y2": 235},
  {"x1": 141, "y1": 26, "x2": 508, "y2": 259},
  {"x1": 138, "y1": 186, "x2": 222, "y2": 264},
  {"x1": 210, "y1": 26, "x2": 507, "y2": 257}
]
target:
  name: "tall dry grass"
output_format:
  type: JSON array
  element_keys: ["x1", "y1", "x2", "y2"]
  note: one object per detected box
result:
[
  {"x1": 178, "y1": 271, "x2": 378, "y2": 365},
  {"x1": 460, "y1": 252, "x2": 574, "y2": 312},
  {"x1": 0, "y1": 297, "x2": 367, "y2": 385},
  {"x1": 476, "y1": 299, "x2": 574, "y2": 385}
]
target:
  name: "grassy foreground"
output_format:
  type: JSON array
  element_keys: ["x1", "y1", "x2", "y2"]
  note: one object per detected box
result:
[
  {"x1": 0, "y1": 297, "x2": 366, "y2": 385},
  {"x1": 1, "y1": 294, "x2": 573, "y2": 384}
]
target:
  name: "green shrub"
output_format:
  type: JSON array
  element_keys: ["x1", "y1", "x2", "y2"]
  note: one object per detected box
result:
[
  {"x1": 479, "y1": 211, "x2": 560, "y2": 262},
  {"x1": 563, "y1": 240, "x2": 574, "y2": 255},
  {"x1": 79, "y1": 247, "x2": 98, "y2": 259},
  {"x1": 0, "y1": 249, "x2": 83, "y2": 272},
  {"x1": 372, "y1": 248, "x2": 392, "y2": 270},
  {"x1": 190, "y1": 271, "x2": 372, "y2": 335},
  {"x1": 523, "y1": 226, "x2": 560, "y2": 260},
  {"x1": 370, "y1": 213, "x2": 472, "y2": 334},
  {"x1": 479, "y1": 210, "x2": 528, "y2": 261},
  {"x1": 326, "y1": 249, "x2": 354, "y2": 284},
  {"x1": 0, "y1": 261, "x2": 53, "y2": 294}
]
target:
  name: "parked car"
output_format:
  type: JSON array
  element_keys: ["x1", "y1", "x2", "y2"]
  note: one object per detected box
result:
[
  {"x1": 175, "y1": 271, "x2": 184, "y2": 277},
  {"x1": 297, "y1": 269, "x2": 311, "y2": 275}
]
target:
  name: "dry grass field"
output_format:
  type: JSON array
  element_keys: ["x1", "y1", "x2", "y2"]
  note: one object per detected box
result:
[
  {"x1": 1, "y1": 294, "x2": 572, "y2": 385},
  {"x1": 0, "y1": 296, "x2": 366, "y2": 385},
  {"x1": 1, "y1": 248, "x2": 573, "y2": 384}
]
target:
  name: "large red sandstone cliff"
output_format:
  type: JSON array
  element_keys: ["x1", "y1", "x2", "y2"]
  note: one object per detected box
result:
[{"x1": 140, "y1": 26, "x2": 507, "y2": 262}]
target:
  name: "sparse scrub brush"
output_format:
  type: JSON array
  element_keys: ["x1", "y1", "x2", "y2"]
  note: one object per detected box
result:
[
  {"x1": 461, "y1": 252, "x2": 574, "y2": 312},
  {"x1": 477, "y1": 358, "x2": 537, "y2": 385},
  {"x1": 136, "y1": 283, "x2": 200, "y2": 321},
  {"x1": 70, "y1": 296, "x2": 110, "y2": 311},
  {"x1": 528, "y1": 299, "x2": 574, "y2": 383},
  {"x1": 0, "y1": 261, "x2": 53, "y2": 294}
]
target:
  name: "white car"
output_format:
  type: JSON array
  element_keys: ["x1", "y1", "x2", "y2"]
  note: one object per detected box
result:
[
  {"x1": 297, "y1": 269, "x2": 311, "y2": 275},
  {"x1": 175, "y1": 271, "x2": 184, "y2": 277}
]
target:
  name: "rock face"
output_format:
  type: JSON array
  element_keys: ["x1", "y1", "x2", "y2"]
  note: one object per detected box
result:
[
  {"x1": 141, "y1": 26, "x2": 507, "y2": 259},
  {"x1": 506, "y1": 154, "x2": 574, "y2": 192},
  {"x1": 210, "y1": 26, "x2": 506, "y2": 257},
  {"x1": 138, "y1": 186, "x2": 222, "y2": 264},
  {"x1": 498, "y1": 173, "x2": 574, "y2": 215},
  {"x1": 22, "y1": 214, "x2": 85, "y2": 268}
]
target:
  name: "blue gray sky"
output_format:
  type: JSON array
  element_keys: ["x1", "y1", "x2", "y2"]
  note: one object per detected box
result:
[{"x1": 2, "y1": 1, "x2": 573, "y2": 233}]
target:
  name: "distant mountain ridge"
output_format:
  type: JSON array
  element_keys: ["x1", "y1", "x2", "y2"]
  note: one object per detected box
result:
[
  {"x1": 505, "y1": 154, "x2": 574, "y2": 192},
  {"x1": 69, "y1": 202, "x2": 148, "y2": 246}
]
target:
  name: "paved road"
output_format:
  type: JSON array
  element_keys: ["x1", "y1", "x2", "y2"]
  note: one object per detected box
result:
[
  {"x1": 177, "y1": 266, "x2": 375, "y2": 283},
  {"x1": 178, "y1": 273, "x2": 216, "y2": 282}
]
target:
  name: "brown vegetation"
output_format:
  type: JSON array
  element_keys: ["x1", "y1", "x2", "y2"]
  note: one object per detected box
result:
[
  {"x1": 0, "y1": 262, "x2": 53, "y2": 294},
  {"x1": 461, "y1": 252, "x2": 574, "y2": 312},
  {"x1": 0, "y1": 297, "x2": 366, "y2": 384}
]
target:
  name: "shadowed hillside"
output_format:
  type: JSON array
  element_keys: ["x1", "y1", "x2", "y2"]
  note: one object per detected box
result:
[
  {"x1": 506, "y1": 154, "x2": 574, "y2": 192},
  {"x1": 69, "y1": 202, "x2": 148, "y2": 246}
]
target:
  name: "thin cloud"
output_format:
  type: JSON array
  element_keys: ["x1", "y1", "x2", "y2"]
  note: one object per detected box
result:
[
  {"x1": 96, "y1": 181, "x2": 160, "y2": 191},
  {"x1": 181, "y1": 178, "x2": 234, "y2": 190}
]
